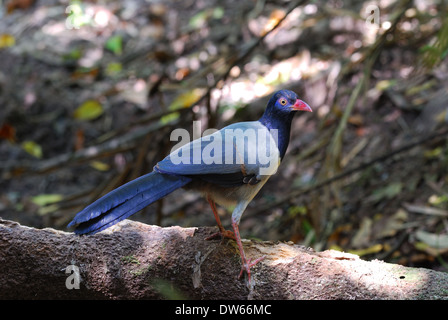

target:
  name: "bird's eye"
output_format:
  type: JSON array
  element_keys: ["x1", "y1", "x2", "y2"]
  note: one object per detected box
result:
[{"x1": 279, "y1": 98, "x2": 287, "y2": 106}]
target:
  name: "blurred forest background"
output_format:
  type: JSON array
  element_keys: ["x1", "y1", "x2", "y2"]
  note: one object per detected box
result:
[{"x1": 0, "y1": 0, "x2": 447, "y2": 272}]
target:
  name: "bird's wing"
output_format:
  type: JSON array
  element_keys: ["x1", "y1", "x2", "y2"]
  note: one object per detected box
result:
[{"x1": 155, "y1": 121, "x2": 281, "y2": 186}]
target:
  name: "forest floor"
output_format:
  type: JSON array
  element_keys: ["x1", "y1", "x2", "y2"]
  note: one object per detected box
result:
[{"x1": 1, "y1": 0, "x2": 448, "y2": 273}]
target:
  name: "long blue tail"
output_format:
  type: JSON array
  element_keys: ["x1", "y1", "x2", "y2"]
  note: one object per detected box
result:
[{"x1": 68, "y1": 171, "x2": 191, "y2": 235}]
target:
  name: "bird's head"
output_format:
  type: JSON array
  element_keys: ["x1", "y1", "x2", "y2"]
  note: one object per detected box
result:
[
  {"x1": 259, "y1": 89, "x2": 312, "y2": 158},
  {"x1": 260, "y1": 90, "x2": 312, "y2": 128},
  {"x1": 268, "y1": 89, "x2": 312, "y2": 115}
]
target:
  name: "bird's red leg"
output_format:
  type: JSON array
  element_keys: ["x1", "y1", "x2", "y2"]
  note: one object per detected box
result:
[
  {"x1": 205, "y1": 196, "x2": 236, "y2": 241},
  {"x1": 231, "y1": 220, "x2": 265, "y2": 282}
]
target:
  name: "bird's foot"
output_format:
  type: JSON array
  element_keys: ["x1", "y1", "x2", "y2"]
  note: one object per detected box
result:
[
  {"x1": 238, "y1": 255, "x2": 266, "y2": 281},
  {"x1": 205, "y1": 229, "x2": 236, "y2": 241}
]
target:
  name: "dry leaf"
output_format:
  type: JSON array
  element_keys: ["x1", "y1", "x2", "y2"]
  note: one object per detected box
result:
[
  {"x1": 0, "y1": 123, "x2": 16, "y2": 142},
  {"x1": 351, "y1": 217, "x2": 372, "y2": 248},
  {"x1": 375, "y1": 209, "x2": 408, "y2": 239},
  {"x1": 31, "y1": 194, "x2": 63, "y2": 207},
  {"x1": 367, "y1": 182, "x2": 403, "y2": 203},
  {"x1": 75, "y1": 128, "x2": 85, "y2": 151},
  {"x1": 6, "y1": 0, "x2": 35, "y2": 13},
  {"x1": 90, "y1": 160, "x2": 110, "y2": 171},
  {"x1": 21, "y1": 140, "x2": 43, "y2": 158},
  {"x1": 403, "y1": 203, "x2": 448, "y2": 217},
  {"x1": 168, "y1": 89, "x2": 205, "y2": 110},
  {"x1": 0, "y1": 34, "x2": 15, "y2": 48},
  {"x1": 415, "y1": 230, "x2": 448, "y2": 250},
  {"x1": 261, "y1": 9, "x2": 285, "y2": 36},
  {"x1": 348, "y1": 244, "x2": 383, "y2": 257},
  {"x1": 74, "y1": 100, "x2": 103, "y2": 121}
]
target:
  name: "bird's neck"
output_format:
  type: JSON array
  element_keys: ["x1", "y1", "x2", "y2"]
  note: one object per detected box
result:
[{"x1": 259, "y1": 111, "x2": 294, "y2": 159}]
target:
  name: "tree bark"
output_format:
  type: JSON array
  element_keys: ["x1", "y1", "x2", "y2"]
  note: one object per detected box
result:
[{"x1": 1, "y1": 218, "x2": 447, "y2": 299}]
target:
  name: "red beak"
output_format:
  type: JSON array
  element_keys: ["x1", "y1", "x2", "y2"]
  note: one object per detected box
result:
[{"x1": 293, "y1": 99, "x2": 312, "y2": 112}]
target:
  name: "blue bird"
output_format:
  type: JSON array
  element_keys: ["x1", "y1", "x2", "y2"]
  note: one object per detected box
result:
[{"x1": 68, "y1": 89, "x2": 312, "y2": 281}]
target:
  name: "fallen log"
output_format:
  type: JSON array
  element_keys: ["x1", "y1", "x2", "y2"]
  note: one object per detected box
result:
[{"x1": 0, "y1": 218, "x2": 447, "y2": 299}]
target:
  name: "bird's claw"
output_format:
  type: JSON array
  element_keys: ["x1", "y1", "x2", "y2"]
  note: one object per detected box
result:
[
  {"x1": 205, "y1": 229, "x2": 236, "y2": 241},
  {"x1": 238, "y1": 255, "x2": 266, "y2": 281}
]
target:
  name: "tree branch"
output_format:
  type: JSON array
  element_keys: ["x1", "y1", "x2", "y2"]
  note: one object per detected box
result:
[{"x1": 1, "y1": 218, "x2": 447, "y2": 299}]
